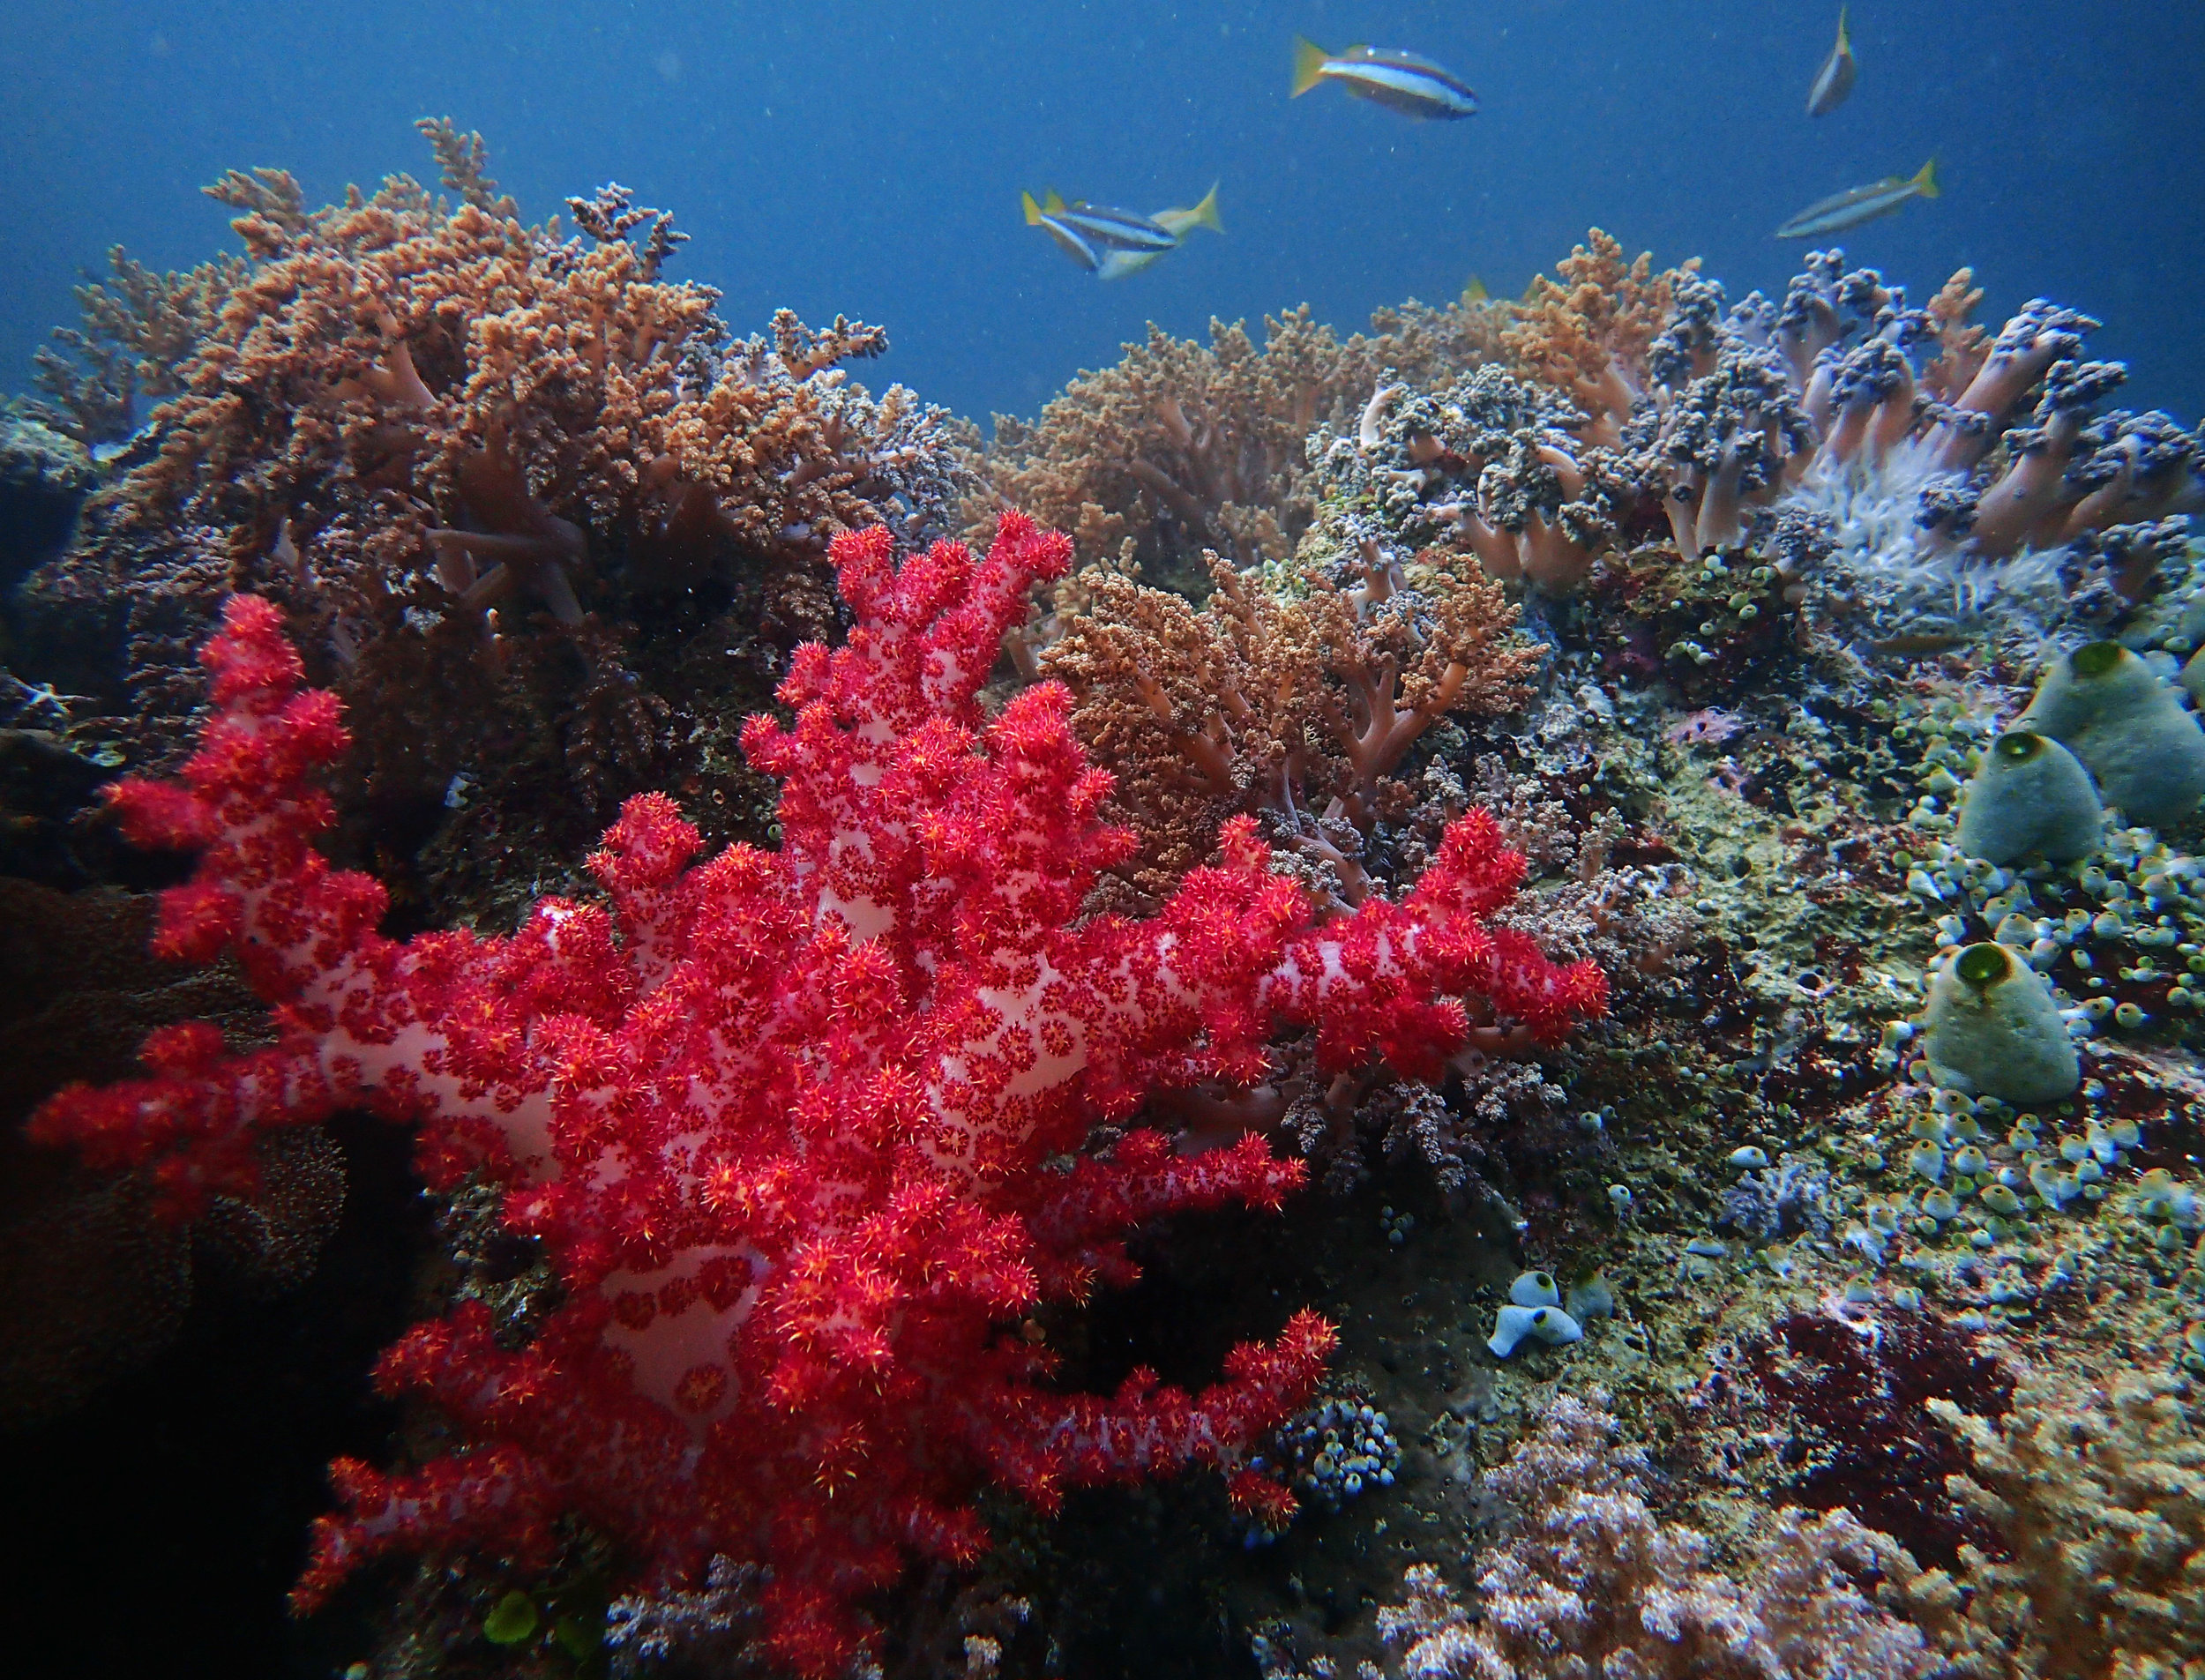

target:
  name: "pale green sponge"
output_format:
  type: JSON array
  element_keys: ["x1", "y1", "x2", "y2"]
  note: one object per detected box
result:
[
  {"x1": 1955, "y1": 729, "x2": 2102, "y2": 863},
  {"x1": 1921, "y1": 942, "x2": 2079, "y2": 1105},
  {"x1": 2018, "y1": 641, "x2": 2205, "y2": 827}
]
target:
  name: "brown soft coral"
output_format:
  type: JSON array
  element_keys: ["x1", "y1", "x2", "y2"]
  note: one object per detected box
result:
[
  {"x1": 1042, "y1": 542, "x2": 1536, "y2": 903},
  {"x1": 985, "y1": 303, "x2": 1505, "y2": 584},
  {"x1": 23, "y1": 123, "x2": 969, "y2": 820},
  {"x1": 1925, "y1": 1366, "x2": 2205, "y2": 1678},
  {"x1": 1504, "y1": 228, "x2": 1694, "y2": 446}
]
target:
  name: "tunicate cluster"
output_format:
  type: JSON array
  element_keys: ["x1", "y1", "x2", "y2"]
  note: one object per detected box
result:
[
  {"x1": 1880, "y1": 1082, "x2": 2149, "y2": 1250},
  {"x1": 1890, "y1": 804, "x2": 2205, "y2": 1049},
  {"x1": 1487, "y1": 1271, "x2": 1586, "y2": 1355},
  {"x1": 1267, "y1": 1394, "x2": 1401, "y2": 1517}
]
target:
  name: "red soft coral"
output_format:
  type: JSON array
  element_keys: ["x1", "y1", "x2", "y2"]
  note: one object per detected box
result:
[{"x1": 31, "y1": 512, "x2": 1602, "y2": 1675}]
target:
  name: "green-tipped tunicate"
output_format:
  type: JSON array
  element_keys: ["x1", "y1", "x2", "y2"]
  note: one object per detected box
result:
[
  {"x1": 1921, "y1": 942, "x2": 2079, "y2": 1104},
  {"x1": 1955, "y1": 729, "x2": 2102, "y2": 863},
  {"x1": 2018, "y1": 641, "x2": 2205, "y2": 826}
]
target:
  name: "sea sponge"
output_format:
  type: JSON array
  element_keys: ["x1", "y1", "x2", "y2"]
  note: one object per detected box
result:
[
  {"x1": 2018, "y1": 641, "x2": 2205, "y2": 826},
  {"x1": 1954, "y1": 729, "x2": 2102, "y2": 864},
  {"x1": 1920, "y1": 942, "x2": 2080, "y2": 1105}
]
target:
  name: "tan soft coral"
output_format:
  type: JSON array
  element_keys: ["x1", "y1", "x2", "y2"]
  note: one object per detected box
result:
[
  {"x1": 28, "y1": 123, "x2": 968, "y2": 810},
  {"x1": 1504, "y1": 228, "x2": 1694, "y2": 447},
  {"x1": 1042, "y1": 543, "x2": 1537, "y2": 903},
  {"x1": 1924, "y1": 1368, "x2": 2205, "y2": 1678},
  {"x1": 985, "y1": 303, "x2": 1506, "y2": 582}
]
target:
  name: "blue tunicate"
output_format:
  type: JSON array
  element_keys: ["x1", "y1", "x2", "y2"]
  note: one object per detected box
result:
[
  {"x1": 1488, "y1": 1303, "x2": 1584, "y2": 1357},
  {"x1": 1509, "y1": 1270, "x2": 1562, "y2": 1309}
]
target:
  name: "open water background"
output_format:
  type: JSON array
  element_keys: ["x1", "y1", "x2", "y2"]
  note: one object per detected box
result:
[{"x1": 3, "y1": 2, "x2": 2201, "y2": 440}]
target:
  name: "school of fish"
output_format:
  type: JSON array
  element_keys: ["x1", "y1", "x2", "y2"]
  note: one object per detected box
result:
[{"x1": 1023, "y1": 13, "x2": 1941, "y2": 280}]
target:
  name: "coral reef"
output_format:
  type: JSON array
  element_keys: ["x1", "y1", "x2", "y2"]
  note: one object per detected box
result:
[
  {"x1": 28, "y1": 515, "x2": 1603, "y2": 1675},
  {"x1": 19, "y1": 185, "x2": 2205, "y2": 1680}
]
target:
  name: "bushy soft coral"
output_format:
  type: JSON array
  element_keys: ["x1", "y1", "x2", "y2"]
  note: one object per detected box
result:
[
  {"x1": 30, "y1": 511, "x2": 1603, "y2": 1676},
  {"x1": 22, "y1": 123, "x2": 969, "y2": 814}
]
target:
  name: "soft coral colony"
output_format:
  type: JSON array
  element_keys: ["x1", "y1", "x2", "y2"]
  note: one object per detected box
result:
[
  {"x1": 29, "y1": 516, "x2": 1601, "y2": 1672},
  {"x1": 25, "y1": 118, "x2": 968, "y2": 818}
]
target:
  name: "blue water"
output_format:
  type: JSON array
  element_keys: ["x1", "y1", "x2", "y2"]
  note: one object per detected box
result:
[{"x1": 4, "y1": 0, "x2": 2201, "y2": 423}]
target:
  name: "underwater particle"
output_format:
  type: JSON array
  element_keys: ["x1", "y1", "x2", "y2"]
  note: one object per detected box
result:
[
  {"x1": 1921, "y1": 942, "x2": 2082, "y2": 1104},
  {"x1": 1487, "y1": 1303, "x2": 1583, "y2": 1357},
  {"x1": 1955, "y1": 729, "x2": 2103, "y2": 865},
  {"x1": 484, "y1": 1590, "x2": 540, "y2": 1646},
  {"x1": 2019, "y1": 640, "x2": 2205, "y2": 826},
  {"x1": 1509, "y1": 1271, "x2": 1562, "y2": 1309}
]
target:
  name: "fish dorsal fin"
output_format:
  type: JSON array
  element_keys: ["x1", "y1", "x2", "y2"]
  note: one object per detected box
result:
[
  {"x1": 1043, "y1": 188, "x2": 1068, "y2": 213},
  {"x1": 1913, "y1": 157, "x2": 1940, "y2": 197},
  {"x1": 1291, "y1": 35, "x2": 1329, "y2": 96}
]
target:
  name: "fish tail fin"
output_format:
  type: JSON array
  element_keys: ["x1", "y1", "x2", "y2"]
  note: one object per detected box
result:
[
  {"x1": 1837, "y1": 4, "x2": 1850, "y2": 49},
  {"x1": 1462, "y1": 274, "x2": 1490, "y2": 304},
  {"x1": 1913, "y1": 156, "x2": 1940, "y2": 198},
  {"x1": 1291, "y1": 36, "x2": 1329, "y2": 97},
  {"x1": 1021, "y1": 190, "x2": 1044, "y2": 227},
  {"x1": 1189, "y1": 181, "x2": 1222, "y2": 234}
]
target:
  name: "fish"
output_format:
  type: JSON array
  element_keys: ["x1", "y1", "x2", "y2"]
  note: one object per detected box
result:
[
  {"x1": 1461, "y1": 274, "x2": 1490, "y2": 305},
  {"x1": 1290, "y1": 36, "x2": 1478, "y2": 120},
  {"x1": 1022, "y1": 184, "x2": 1222, "y2": 280},
  {"x1": 1805, "y1": 6, "x2": 1857, "y2": 116},
  {"x1": 1775, "y1": 158, "x2": 1938, "y2": 238}
]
